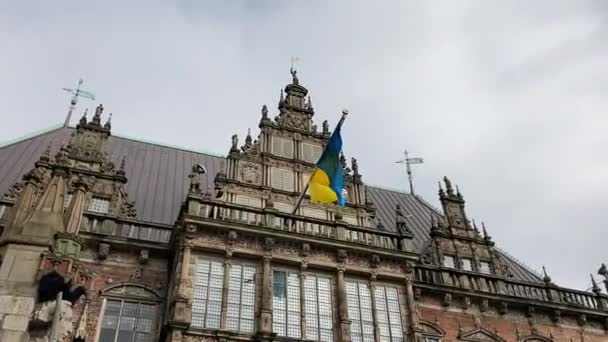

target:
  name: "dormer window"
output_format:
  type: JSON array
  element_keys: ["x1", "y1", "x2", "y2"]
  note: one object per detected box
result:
[
  {"x1": 461, "y1": 258, "x2": 472, "y2": 271},
  {"x1": 480, "y1": 261, "x2": 491, "y2": 274},
  {"x1": 442, "y1": 256, "x2": 455, "y2": 268},
  {"x1": 89, "y1": 197, "x2": 110, "y2": 214},
  {"x1": 272, "y1": 137, "x2": 294, "y2": 159}
]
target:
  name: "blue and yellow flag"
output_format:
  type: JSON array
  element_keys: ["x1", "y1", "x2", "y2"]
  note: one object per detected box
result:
[{"x1": 309, "y1": 120, "x2": 345, "y2": 206}]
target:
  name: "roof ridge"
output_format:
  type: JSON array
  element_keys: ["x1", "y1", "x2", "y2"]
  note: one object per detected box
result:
[
  {"x1": 0, "y1": 124, "x2": 65, "y2": 150},
  {"x1": 74, "y1": 127, "x2": 226, "y2": 159}
]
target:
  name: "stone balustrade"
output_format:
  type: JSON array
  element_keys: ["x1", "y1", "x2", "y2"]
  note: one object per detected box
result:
[
  {"x1": 414, "y1": 265, "x2": 608, "y2": 312},
  {"x1": 188, "y1": 198, "x2": 407, "y2": 252}
]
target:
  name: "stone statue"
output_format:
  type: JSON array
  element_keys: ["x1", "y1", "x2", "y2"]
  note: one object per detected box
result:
[
  {"x1": 322, "y1": 120, "x2": 329, "y2": 134},
  {"x1": 351, "y1": 157, "x2": 359, "y2": 175},
  {"x1": 290, "y1": 67, "x2": 299, "y2": 85},
  {"x1": 261, "y1": 104, "x2": 268, "y2": 120},
  {"x1": 231, "y1": 134, "x2": 239, "y2": 150}
]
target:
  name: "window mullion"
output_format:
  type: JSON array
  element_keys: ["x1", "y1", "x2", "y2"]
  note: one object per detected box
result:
[
  {"x1": 370, "y1": 284, "x2": 379, "y2": 342},
  {"x1": 300, "y1": 273, "x2": 307, "y2": 340},
  {"x1": 204, "y1": 265, "x2": 212, "y2": 328},
  {"x1": 113, "y1": 301, "x2": 124, "y2": 342}
]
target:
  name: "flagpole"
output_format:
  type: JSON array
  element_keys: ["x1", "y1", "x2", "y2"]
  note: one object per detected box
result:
[{"x1": 292, "y1": 110, "x2": 349, "y2": 215}]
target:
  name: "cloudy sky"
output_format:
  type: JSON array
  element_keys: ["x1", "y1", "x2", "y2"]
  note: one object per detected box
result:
[{"x1": 1, "y1": 1, "x2": 606, "y2": 290}]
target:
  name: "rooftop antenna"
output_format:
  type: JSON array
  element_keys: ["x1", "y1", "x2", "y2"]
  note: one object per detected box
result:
[
  {"x1": 62, "y1": 78, "x2": 96, "y2": 127},
  {"x1": 396, "y1": 149, "x2": 424, "y2": 195}
]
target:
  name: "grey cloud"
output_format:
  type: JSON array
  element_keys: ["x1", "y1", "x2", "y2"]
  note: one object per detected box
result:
[{"x1": 0, "y1": 0, "x2": 606, "y2": 290}]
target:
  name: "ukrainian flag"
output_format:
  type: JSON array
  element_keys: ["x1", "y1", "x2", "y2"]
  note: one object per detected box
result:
[{"x1": 309, "y1": 120, "x2": 345, "y2": 206}]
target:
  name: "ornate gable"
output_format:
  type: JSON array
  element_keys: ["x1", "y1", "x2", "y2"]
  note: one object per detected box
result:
[
  {"x1": 419, "y1": 177, "x2": 512, "y2": 278},
  {"x1": 459, "y1": 328, "x2": 505, "y2": 342},
  {"x1": 212, "y1": 69, "x2": 384, "y2": 229}
]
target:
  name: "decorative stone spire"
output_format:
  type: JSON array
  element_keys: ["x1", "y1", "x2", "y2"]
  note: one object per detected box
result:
[
  {"x1": 542, "y1": 266, "x2": 552, "y2": 284},
  {"x1": 482, "y1": 222, "x2": 491, "y2": 240},
  {"x1": 443, "y1": 176, "x2": 454, "y2": 195},
  {"x1": 116, "y1": 155, "x2": 127, "y2": 177},
  {"x1": 279, "y1": 89, "x2": 285, "y2": 107},
  {"x1": 472, "y1": 219, "x2": 480, "y2": 234},
  {"x1": 456, "y1": 185, "x2": 463, "y2": 200},
  {"x1": 79, "y1": 108, "x2": 88, "y2": 125},
  {"x1": 104, "y1": 113, "x2": 112, "y2": 130},
  {"x1": 438, "y1": 181, "x2": 445, "y2": 197},
  {"x1": 339, "y1": 152, "x2": 347, "y2": 170}
]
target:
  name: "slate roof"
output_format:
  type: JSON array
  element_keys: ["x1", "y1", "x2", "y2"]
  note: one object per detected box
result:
[{"x1": 0, "y1": 125, "x2": 542, "y2": 283}]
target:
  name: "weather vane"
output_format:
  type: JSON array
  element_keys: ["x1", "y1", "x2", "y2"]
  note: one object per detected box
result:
[
  {"x1": 396, "y1": 149, "x2": 424, "y2": 195},
  {"x1": 62, "y1": 78, "x2": 96, "y2": 127}
]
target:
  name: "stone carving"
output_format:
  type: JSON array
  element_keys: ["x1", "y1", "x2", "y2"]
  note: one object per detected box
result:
[
  {"x1": 498, "y1": 301, "x2": 508, "y2": 314},
  {"x1": 480, "y1": 299, "x2": 489, "y2": 312},
  {"x1": 551, "y1": 309, "x2": 561, "y2": 323},
  {"x1": 240, "y1": 162, "x2": 261, "y2": 185},
  {"x1": 231, "y1": 134, "x2": 239, "y2": 151},
  {"x1": 463, "y1": 296, "x2": 471, "y2": 309},
  {"x1": 442, "y1": 293, "x2": 452, "y2": 306},
  {"x1": 322, "y1": 120, "x2": 329, "y2": 135},
  {"x1": 263, "y1": 237, "x2": 274, "y2": 251},
  {"x1": 577, "y1": 313, "x2": 587, "y2": 326},
  {"x1": 301, "y1": 243, "x2": 310, "y2": 257},
  {"x1": 414, "y1": 288, "x2": 421, "y2": 299},
  {"x1": 336, "y1": 249, "x2": 348, "y2": 263},
  {"x1": 370, "y1": 254, "x2": 380, "y2": 268},
  {"x1": 98, "y1": 243, "x2": 110, "y2": 260},
  {"x1": 139, "y1": 249, "x2": 149, "y2": 264},
  {"x1": 130, "y1": 267, "x2": 143, "y2": 281}
]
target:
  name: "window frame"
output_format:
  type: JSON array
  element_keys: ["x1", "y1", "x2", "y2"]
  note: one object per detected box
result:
[
  {"x1": 301, "y1": 142, "x2": 323, "y2": 164},
  {"x1": 96, "y1": 285, "x2": 161, "y2": 342},
  {"x1": 479, "y1": 261, "x2": 491, "y2": 274},
  {"x1": 272, "y1": 136, "x2": 294, "y2": 159},
  {"x1": 88, "y1": 196, "x2": 111, "y2": 214},
  {"x1": 191, "y1": 257, "x2": 225, "y2": 329},
  {"x1": 272, "y1": 270, "x2": 301, "y2": 338},
  {"x1": 304, "y1": 273, "x2": 334, "y2": 342},
  {"x1": 226, "y1": 263, "x2": 256, "y2": 333},
  {"x1": 461, "y1": 258, "x2": 473, "y2": 271},
  {"x1": 442, "y1": 256, "x2": 455, "y2": 268},
  {"x1": 271, "y1": 167, "x2": 295, "y2": 192}
]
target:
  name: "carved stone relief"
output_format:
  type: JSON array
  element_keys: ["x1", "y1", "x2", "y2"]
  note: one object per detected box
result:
[{"x1": 240, "y1": 162, "x2": 262, "y2": 185}]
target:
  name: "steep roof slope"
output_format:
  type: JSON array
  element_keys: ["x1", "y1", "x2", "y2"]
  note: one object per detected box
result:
[{"x1": 0, "y1": 126, "x2": 542, "y2": 283}]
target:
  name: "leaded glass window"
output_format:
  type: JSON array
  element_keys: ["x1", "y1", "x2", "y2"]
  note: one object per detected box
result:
[
  {"x1": 272, "y1": 271, "x2": 301, "y2": 338},
  {"x1": 192, "y1": 259, "x2": 224, "y2": 329},
  {"x1": 305, "y1": 276, "x2": 334, "y2": 341},
  {"x1": 442, "y1": 256, "x2": 455, "y2": 268},
  {"x1": 347, "y1": 282, "x2": 374, "y2": 342},
  {"x1": 461, "y1": 258, "x2": 472, "y2": 271},
  {"x1": 302, "y1": 143, "x2": 323, "y2": 164},
  {"x1": 99, "y1": 300, "x2": 156, "y2": 342},
  {"x1": 424, "y1": 337, "x2": 440, "y2": 342},
  {"x1": 272, "y1": 137, "x2": 294, "y2": 159},
  {"x1": 226, "y1": 264, "x2": 256, "y2": 333},
  {"x1": 479, "y1": 261, "x2": 491, "y2": 274},
  {"x1": 374, "y1": 286, "x2": 403, "y2": 342},
  {"x1": 88, "y1": 197, "x2": 110, "y2": 213},
  {"x1": 271, "y1": 167, "x2": 295, "y2": 192}
]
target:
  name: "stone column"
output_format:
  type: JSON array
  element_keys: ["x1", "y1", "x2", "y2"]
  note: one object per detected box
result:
[
  {"x1": 220, "y1": 258, "x2": 232, "y2": 329},
  {"x1": 64, "y1": 180, "x2": 87, "y2": 234},
  {"x1": 369, "y1": 279, "x2": 380, "y2": 342},
  {"x1": 258, "y1": 256, "x2": 273, "y2": 334},
  {"x1": 403, "y1": 266, "x2": 420, "y2": 341},
  {"x1": 174, "y1": 244, "x2": 192, "y2": 324},
  {"x1": 337, "y1": 267, "x2": 351, "y2": 342},
  {"x1": 300, "y1": 267, "x2": 308, "y2": 339}
]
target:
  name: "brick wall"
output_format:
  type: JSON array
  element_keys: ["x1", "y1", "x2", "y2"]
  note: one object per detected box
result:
[{"x1": 417, "y1": 295, "x2": 607, "y2": 342}]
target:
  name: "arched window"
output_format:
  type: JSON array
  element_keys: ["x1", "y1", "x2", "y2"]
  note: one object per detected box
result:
[
  {"x1": 521, "y1": 337, "x2": 552, "y2": 342},
  {"x1": 97, "y1": 284, "x2": 161, "y2": 342},
  {"x1": 419, "y1": 321, "x2": 445, "y2": 342}
]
